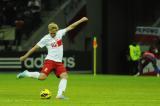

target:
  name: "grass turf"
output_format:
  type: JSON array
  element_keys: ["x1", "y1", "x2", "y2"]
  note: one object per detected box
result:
[{"x1": 0, "y1": 73, "x2": 160, "y2": 106}]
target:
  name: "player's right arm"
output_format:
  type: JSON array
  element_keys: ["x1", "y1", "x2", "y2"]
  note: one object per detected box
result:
[
  {"x1": 20, "y1": 35, "x2": 48, "y2": 62},
  {"x1": 20, "y1": 45, "x2": 40, "y2": 61}
]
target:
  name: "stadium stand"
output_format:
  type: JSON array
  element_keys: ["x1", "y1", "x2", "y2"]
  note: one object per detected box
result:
[{"x1": 0, "y1": 0, "x2": 63, "y2": 51}]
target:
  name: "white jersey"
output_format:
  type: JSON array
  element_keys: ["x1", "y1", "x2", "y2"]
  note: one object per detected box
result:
[{"x1": 37, "y1": 29, "x2": 67, "y2": 62}]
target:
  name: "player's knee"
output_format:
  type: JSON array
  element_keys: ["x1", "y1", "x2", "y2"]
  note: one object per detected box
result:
[
  {"x1": 38, "y1": 73, "x2": 47, "y2": 80},
  {"x1": 60, "y1": 72, "x2": 68, "y2": 79}
]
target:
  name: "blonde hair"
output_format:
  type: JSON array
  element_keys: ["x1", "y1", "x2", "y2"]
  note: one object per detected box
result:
[{"x1": 48, "y1": 22, "x2": 59, "y2": 31}]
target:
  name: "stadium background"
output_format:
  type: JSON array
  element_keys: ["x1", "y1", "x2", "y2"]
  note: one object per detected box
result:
[
  {"x1": 1, "y1": 0, "x2": 160, "y2": 106},
  {"x1": 0, "y1": 0, "x2": 160, "y2": 74}
]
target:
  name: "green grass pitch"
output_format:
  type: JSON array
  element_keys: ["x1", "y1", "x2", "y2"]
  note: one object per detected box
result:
[{"x1": 0, "y1": 72, "x2": 160, "y2": 106}]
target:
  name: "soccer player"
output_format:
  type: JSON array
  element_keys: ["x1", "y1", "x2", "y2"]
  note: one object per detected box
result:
[
  {"x1": 135, "y1": 45, "x2": 160, "y2": 77},
  {"x1": 17, "y1": 17, "x2": 88, "y2": 99}
]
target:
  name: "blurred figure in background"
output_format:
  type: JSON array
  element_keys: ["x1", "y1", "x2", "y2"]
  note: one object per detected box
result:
[
  {"x1": 135, "y1": 44, "x2": 160, "y2": 77},
  {"x1": 14, "y1": 13, "x2": 24, "y2": 50},
  {"x1": 127, "y1": 42, "x2": 141, "y2": 75},
  {"x1": 27, "y1": 0, "x2": 41, "y2": 29},
  {"x1": 3, "y1": 1, "x2": 16, "y2": 25}
]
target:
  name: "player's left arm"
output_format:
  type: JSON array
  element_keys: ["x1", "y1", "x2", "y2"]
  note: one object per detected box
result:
[{"x1": 65, "y1": 17, "x2": 88, "y2": 32}]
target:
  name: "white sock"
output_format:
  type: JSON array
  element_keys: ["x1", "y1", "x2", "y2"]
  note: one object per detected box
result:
[
  {"x1": 25, "y1": 71, "x2": 40, "y2": 79},
  {"x1": 57, "y1": 79, "x2": 67, "y2": 96}
]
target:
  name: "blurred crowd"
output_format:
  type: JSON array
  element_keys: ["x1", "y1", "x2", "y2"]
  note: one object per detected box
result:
[
  {"x1": 0, "y1": 0, "x2": 42, "y2": 50},
  {"x1": 0, "y1": 0, "x2": 41, "y2": 28},
  {"x1": 0, "y1": 0, "x2": 66, "y2": 51}
]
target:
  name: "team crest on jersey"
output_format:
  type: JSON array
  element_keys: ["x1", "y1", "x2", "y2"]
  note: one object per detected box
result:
[{"x1": 51, "y1": 39, "x2": 62, "y2": 47}]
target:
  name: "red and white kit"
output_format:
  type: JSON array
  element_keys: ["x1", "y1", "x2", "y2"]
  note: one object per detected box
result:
[{"x1": 37, "y1": 29, "x2": 67, "y2": 77}]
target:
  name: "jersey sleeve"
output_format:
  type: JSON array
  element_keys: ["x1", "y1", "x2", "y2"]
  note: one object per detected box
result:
[
  {"x1": 37, "y1": 37, "x2": 47, "y2": 48},
  {"x1": 57, "y1": 29, "x2": 67, "y2": 37}
]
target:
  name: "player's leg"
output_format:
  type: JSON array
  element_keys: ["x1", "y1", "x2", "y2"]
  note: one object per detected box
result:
[
  {"x1": 135, "y1": 58, "x2": 148, "y2": 76},
  {"x1": 135, "y1": 59, "x2": 143, "y2": 76},
  {"x1": 60, "y1": 72, "x2": 68, "y2": 92},
  {"x1": 151, "y1": 59, "x2": 160, "y2": 77},
  {"x1": 55, "y1": 63, "x2": 68, "y2": 99},
  {"x1": 17, "y1": 70, "x2": 40, "y2": 79},
  {"x1": 56, "y1": 72, "x2": 68, "y2": 99},
  {"x1": 57, "y1": 72, "x2": 68, "y2": 94},
  {"x1": 38, "y1": 60, "x2": 54, "y2": 80},
  {"x1": 17, "y1": 70, "x2": 48, "y2": 79},
  {"x1": 17, "y1": 60, "x2": 53, "y2": 80}
]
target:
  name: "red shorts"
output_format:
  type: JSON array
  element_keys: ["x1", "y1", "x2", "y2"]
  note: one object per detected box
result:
[{"x1": 41, "y1": 60, "x2": 67, "y2": 78}]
